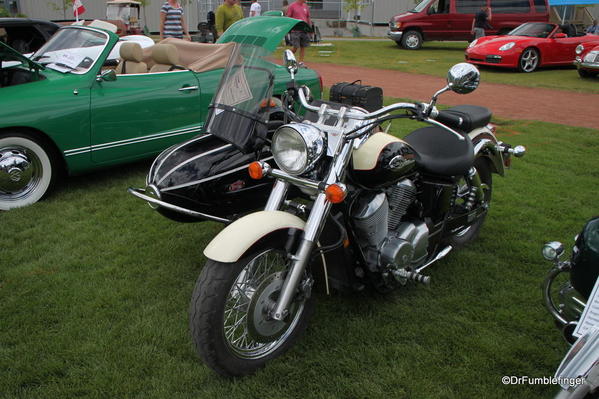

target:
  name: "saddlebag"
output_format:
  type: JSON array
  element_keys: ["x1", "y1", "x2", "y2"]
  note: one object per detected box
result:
[{"x1": 329, "y1": 80, "x2": 383, "y2": 112}]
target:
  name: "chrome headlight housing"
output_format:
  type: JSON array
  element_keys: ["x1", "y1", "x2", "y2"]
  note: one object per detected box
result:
[
  {"x1": 576, "y1": 44, "x2": 585, "y2": 55},
  {"x1": 499, "y1": 42, "x2": 515, "y2": 51},
  {"x1": 271, "y1": 123, "x2": 325, "y2": 176},
  {"x1": 542, "y1": 241, "x2": 564, "y2": 261}
]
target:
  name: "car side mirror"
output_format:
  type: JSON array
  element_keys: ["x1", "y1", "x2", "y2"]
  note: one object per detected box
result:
[
  {"x1": 96, "y1": 69, "x2": 117, "y2": 82},
  {"x1": 283, "y1": 49, "x2": 298, "y2": 80},
  {"x1": 447, "y1": 62, "x2": 480, "y2": 94},
  {"x1": 554, "y1": 33, "x2": 567, "y2": 39}
]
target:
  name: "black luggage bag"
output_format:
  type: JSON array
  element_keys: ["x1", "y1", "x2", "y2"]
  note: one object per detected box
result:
[{"x1": 329, "y1": 80, "x2": 383, "y2": 112}]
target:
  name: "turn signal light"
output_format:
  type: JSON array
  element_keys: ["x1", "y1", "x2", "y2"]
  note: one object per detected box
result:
[
  {"x1": 260, "y1": 98, "x2": 277, "y2": 108},
  {"x1": 325, "y1": 183, "x2": 347, "y2": 204},
  {"x1": 248, "y1": 162, "x2": 264, "y2": 179}
]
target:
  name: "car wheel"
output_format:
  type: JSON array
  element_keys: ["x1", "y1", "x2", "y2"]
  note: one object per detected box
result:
[
  {"x1": 0, "y1": 133, "x2": 57, "y2": 210},
  {"x1": 401, "y1": 30, "x2": 423, "y2": 50},
  {"x1": 578, "y1": 68, "x2": 598, "y2": 78},
  {"x1": 518, "y1": 47, "x2": 539, "y2": 73}
]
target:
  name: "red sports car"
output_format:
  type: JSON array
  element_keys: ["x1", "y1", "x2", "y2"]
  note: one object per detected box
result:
[
  {"x1": 465, "y1": 22, "x2": 599, "y2": 72},
  {"x1": 575, "y1": 42, "x2": 599, "y2": 78}
]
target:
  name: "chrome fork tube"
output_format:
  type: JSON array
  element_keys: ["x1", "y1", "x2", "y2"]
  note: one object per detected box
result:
[{"x1": 264, "y1": 180, "x2": 289, "y2": 211}]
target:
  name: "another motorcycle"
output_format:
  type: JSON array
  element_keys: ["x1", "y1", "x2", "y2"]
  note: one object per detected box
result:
[
  {"x1": 179, "y1": 50, "x2": 526, "y2": 377},
  {"x1": 541, "y1": 217, "x2": 599, "y2": 397}
]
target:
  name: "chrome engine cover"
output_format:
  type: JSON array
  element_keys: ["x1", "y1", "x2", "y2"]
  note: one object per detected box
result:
[{"x1": 380, "y1": 222, "x2": 429, "y2": 269}]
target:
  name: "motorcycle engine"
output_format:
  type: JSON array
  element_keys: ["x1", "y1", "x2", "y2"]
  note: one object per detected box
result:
[{"x1": 352, "y1": 179, "x2": 429, "y2": 274}]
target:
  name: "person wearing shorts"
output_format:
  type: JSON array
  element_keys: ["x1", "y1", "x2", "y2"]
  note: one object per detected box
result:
[{"x1": 286, "y1": 0, "x2": 311, "y2": 64}]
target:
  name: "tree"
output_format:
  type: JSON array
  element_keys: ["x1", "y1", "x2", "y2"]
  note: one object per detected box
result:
[
  {"x1": 48, "y1": 0, "x2": 74, "y2": 20},
  {"x1": 343, "y1": 0, "x2": 366, "y2": 21}
]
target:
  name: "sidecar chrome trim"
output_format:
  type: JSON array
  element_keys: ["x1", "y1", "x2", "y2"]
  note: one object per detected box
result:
[
  {"x1": 156, "y1": 144, "x2": 232, "y2": 185},
  {"x1": 127, "y1": 187, "x2": 231, "y2": 223},
  {"x1": 149, "y1": 133, "x2": 212, "y2": 179},
  {"x1": 161, "y1": 156, "x2": 274, "y2": 192},
  {"x1": 543, "y1": 265, "x2": 570, "y2": 326}
]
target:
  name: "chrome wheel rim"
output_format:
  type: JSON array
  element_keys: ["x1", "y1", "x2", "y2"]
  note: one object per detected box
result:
[
  {"x1": 520, "y1": 49, "x2": 538, "y2": 72},
  {"x1": 0, "y1": 145, "x2": 43, "y2": 202},
  {"x1": 223, "y1": 249, "x2": 305, "y2": 360},
  {"x1": 405, "y1": 34, "x2": 420, "y2": 48}
]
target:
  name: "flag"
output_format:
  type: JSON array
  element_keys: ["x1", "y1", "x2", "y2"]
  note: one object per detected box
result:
[{"x1": 73, "y1": 0, "x2": 86, "y2": 17}]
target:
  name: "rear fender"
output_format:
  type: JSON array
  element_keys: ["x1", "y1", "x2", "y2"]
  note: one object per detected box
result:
[
  {"x1": 203, "y1": 210, "x2": 305, "y2": 263},
  {"x1": 469, "y1": 127, "x2": 504, "y2": 177}
]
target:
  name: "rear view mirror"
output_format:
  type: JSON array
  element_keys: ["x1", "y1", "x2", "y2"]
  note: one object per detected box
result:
[
  {"x1": 283, "y1": 49, "x2": 298, "y2": 80},
  {"x1": 447, "y1": 63, "x2": 480, "y2": 94},
  {"x1": 96, "y1": 69, "x2": 117, "y2": 82}
]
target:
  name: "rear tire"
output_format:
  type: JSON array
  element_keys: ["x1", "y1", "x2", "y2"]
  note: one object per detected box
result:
[
  {"x1": 401, "y1": 30, "x2": 423, "y2": 50},
  {"x1": 189, "y1": 236, "x2": 315, "y2": 377},
  {"x1": 445, "y1": 158, "x2": 492, "y2": 248}
]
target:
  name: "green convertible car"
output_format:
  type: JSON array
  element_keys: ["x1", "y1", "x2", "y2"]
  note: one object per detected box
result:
[{"x1": 0, "y1": 17, "x2": 320, "y2": 210}]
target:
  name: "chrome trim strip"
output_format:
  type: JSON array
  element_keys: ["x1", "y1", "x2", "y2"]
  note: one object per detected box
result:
[
  {"x1": 149, "y1": 133, "x2": 212, "y2": 181},
  {"x1": 156, "y1": 144, "x2": 232, "y2": 185},
  {"x1": 127, "y1": 187, "x2": 231, "y2": 223},
  {"x1": 161, "y1": 156, "x2": 274, "y2": 192},
  {"x1": 64, "y1": 125, "x2": 203, "y2": 157}
]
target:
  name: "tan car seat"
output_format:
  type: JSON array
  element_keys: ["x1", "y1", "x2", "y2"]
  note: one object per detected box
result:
[
  {"x1": 116, "y1": 42, "x2": 147, "y2": 74},
  {"x1": 149, "y1": 44, "x2": 185, "y2": 73}
]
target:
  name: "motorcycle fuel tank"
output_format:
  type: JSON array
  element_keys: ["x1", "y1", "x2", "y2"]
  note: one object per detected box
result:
[
  {"x1": 145, "y1": 133, "x2": 275, "y2": 222},
  {"x1": 350, "y1": 133, "x2": 417, "y2": 189},
  {"x1": 570, "y1": 217, "x2": 599, "y2": 300}
]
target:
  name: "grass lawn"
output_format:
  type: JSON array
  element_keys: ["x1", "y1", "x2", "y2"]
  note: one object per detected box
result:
[
  {"x1": 274, "y1": 40, "x2": 599, "y2": 94},
  {"x1": 1, "y1": 97, "x2": 599, "y2": 397}
]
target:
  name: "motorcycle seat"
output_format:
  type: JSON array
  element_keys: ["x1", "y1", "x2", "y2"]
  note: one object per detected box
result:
[
  {"x1": 435, "y1": 105, "x2": 492, "y2": 132},
  {"x1": 404, "y1": 126, "x2": 474, "y2": 176}
]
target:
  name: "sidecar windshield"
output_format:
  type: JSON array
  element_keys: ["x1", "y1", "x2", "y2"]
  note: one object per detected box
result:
[{"x1": 204, "y1": 43, "x2": 275, "y2": 153}]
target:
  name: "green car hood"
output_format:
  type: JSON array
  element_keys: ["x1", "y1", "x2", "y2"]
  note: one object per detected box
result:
[
  {"x1": 217, "y1": 16, "x2": 310, "y2": 53},
  {"x1": 0, "y1": 40, "x2": 44, "y2": 71}
]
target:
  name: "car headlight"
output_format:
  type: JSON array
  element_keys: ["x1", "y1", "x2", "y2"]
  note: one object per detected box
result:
[
  {"x1": 542, "y1": 241, "x2": 564, "y2": 261},
  {"x1": 468, "y1": 39, "x2": 478, "y2": 48},
  {"x1": 499, "y1": 42, "x2": 515, "y2": 51},
  {"x1": 271, "y1": 123, "x2": 325, "y2": 176},
  {"x1": 576, "y1": 44, "x2": 584, "y2": 55},
  {"x1": 584, "y1": 51, "x2": 599, "y2": 63}
]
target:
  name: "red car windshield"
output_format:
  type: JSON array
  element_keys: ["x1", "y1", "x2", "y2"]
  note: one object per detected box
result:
[{"x1": 509, "y1": 23, "x2": 555, "y2": 38}]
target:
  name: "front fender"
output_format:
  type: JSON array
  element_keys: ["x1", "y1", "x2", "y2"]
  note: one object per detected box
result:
[
  {"x1": 469, "y1": 127, "x2": 505, "y2": 177},
  {"x1": 203, "y1": 210, "x2": 305, "y2": 263}
]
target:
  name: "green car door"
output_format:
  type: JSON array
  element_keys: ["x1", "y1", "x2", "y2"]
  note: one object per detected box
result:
[{"x1": 89, "y1": 69, "x2": 205, "y2": 164}]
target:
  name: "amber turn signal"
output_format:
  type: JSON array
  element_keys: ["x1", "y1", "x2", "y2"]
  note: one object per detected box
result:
[
  {"x1": 248, "y1": 162, "x2": 264, "y2": 180},
  {"x1": 325, "y1": 183, "x2": 347, "y2": 204}
]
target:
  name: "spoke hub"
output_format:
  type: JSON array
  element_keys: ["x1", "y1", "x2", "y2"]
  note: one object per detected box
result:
[{"x1": 247, "y1": 272, "x2": 294, "y2": 342}]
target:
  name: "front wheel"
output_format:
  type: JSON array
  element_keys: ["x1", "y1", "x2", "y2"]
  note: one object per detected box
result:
[
  {"x1": 0, "y1": 132, "x2": 57, "y2": 210},
  {"x1": 445, "y1": 158, "x2": 492, "y2": 248},
  {"x1": 518, "y1": 47, "x2": 539, "y2": 73},
  {"x1": 189, "y1": 240, "x2": 315, "y2": 377},
  {"x1": 578, "y1": 68, "x2": 598, "y2": 78},
  {"x1": 401, "y1": 30, "x2": 423, "y2": 50}
]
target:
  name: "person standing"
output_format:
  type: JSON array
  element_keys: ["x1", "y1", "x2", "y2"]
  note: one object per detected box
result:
[
  {"x1": 160, "y1": 0, "x2": 191, "y2": 40},
  {"x1": 281, "y1": 0, "x2": 289, "y2": 15},
  {"x1": 587, "y1": 20, "x2": 599, "y2": 35},
  {"x1": 471, "y1": 6, "x2": 492, "y2": 40},
  {"x1": 250, "y1": 0, "x2": 261, "y2": 17},
  {"x1": 215, "y1": 0, "x2": 243, "y2": 38},
  {"x1": 286, "y1": 0, "x2": 312, "y2": 65}
]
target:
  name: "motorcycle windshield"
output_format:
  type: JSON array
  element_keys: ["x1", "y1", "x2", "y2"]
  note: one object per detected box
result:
[{"x1": 204, "y1": 43, "x2": 275, "y2": 154}]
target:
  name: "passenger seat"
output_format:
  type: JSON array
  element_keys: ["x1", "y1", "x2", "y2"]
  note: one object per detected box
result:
[
  {"x1": 116, "y1": 42, "x2": 147, "y2": 74},
  {"x1": 149, "y1": 44, "x2": 186, "y2": 73}
]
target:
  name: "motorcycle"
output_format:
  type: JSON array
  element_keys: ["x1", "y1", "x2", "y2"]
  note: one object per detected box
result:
[
  {"x1": 132, "y1": 44, "x2": 527, "y2": 376},
  {"x1": 541, "y1": 217, "x2": 599, "y2": 397}
]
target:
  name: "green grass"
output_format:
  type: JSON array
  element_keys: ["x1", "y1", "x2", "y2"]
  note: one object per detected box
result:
[
  {"x1": 275, "y1": 40, "x2": 599, "y2": 94},
  {"x1": 1, "y1": 106, "x2": 599, "y2": 398}
]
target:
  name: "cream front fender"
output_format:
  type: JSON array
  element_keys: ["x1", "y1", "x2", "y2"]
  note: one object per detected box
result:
[{"x1": 203, "y1": 210, "x2": 305, "y2": 263}]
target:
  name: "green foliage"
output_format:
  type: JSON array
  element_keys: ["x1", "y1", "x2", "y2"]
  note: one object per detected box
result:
[
  {"x1": 343, "y1": 0, "x2": 366, "y2": 13},
  {"x1": 0, "y1": 6, "x2": 9, "y2": 17}
]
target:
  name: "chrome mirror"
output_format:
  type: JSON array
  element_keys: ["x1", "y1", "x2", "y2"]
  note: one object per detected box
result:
[
  {"x1": 283, "y1": 49, "x2": 298, "y2": 80},
  {"x1": 97, "y1": 69, "x2": 116, "y2": 82},
  {"x1": 447, "y1": 63, "x2": 480, "y2": 94}
]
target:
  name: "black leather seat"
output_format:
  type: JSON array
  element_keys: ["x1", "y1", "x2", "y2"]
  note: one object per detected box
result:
[
  {"x1": 435, "y1": 105, "x2": 492, "y2": 132},
  {"x1": 404, "y1": 126, "x2": 474, "y2": 176}
]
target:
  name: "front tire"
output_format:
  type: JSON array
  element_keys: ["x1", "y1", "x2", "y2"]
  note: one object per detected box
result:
[
  {"x1": 401, "y1": 30, "x2": 423, "y2": 50},
  {"x1": 518, "y1": 47, "x2": 540, "y2": 72},
  {"x1": 189, "y1": 239, "x2": 315, "y2": 377},
  {"x1": 578, "y1": 68, "x2": 598, "y2": 78},
  {"x1": 445, "y1": 158, "x2": 492, "y2": 248},
  {"x1": 0, "y1": 132, "x2": 57, "y2": 210}
]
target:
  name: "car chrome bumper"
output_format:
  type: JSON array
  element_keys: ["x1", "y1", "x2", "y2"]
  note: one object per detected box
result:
[
  {"x1": 575, "y1": 60, "x2": 599, "y2": 71},
  {"x1": 387, "y1": 30, "x2": 403, "y2": 41}
]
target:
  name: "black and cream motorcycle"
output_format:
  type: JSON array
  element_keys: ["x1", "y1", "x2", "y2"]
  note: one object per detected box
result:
[{"x1": 172, "y1": 51, "x2": 525, "y2": 377}]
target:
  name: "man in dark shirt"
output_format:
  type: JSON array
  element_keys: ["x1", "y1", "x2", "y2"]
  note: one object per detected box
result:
[{"x1": 471, "y1": 6, "x2": 492, "y2": 39}]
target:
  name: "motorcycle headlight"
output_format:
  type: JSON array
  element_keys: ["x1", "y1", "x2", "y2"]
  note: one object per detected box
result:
[
  {"x1": 272, "y1": 123, "x2": 325, "y2": 176},
  {"x1": 468, "y1": 39, "x2": 478, "y2": 48},
  {"x1": 499, "y1": 42, "x2": 515, "y2": 51},
  {"x1": 542, "y1": 241, "x2": 564, "y2": 261},
  {"x1": 576, "y1": 44, "x2": 584, "y2": 55}
]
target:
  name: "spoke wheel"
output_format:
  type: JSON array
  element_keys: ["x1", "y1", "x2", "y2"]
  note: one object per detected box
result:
[
  {"x1": 0, "y1": 133, "x2": 56, "y2": 210},
  {"x1": 190, "y1": 234, "x2": 315, "y2": 377},
  {"x1": 519, "y1": 48, "x2": 539, "y2": 73}
]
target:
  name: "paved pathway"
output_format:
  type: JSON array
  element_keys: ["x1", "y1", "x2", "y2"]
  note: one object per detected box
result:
[{"x1": 308, "y1": 62, "x2": 599, "y2": 130}]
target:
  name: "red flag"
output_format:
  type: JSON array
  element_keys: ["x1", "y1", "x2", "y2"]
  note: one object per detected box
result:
[{"x1": 73, "y1": 0, "x2": 86, "y2": 17}]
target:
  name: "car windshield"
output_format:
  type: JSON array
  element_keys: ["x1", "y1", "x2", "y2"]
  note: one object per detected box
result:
[
  {"x1": 508, "y1": 23, "x2": 555, "y2": 38},
  {"x1": 31, "y1": 27, "x2": 108, "y2": 74},
  {"x1": 409, "y1": 0, "x2": 432, "y2": 13}
]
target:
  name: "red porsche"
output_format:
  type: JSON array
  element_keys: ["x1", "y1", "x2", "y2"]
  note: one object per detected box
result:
[{"x1": 465, "y1": 22, "x2": 599, "y2": 72}]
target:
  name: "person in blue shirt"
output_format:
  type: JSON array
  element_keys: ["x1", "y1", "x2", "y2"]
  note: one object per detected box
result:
[{"x1": 587, "y1": 20, "x2": 599, "y2": 35}]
